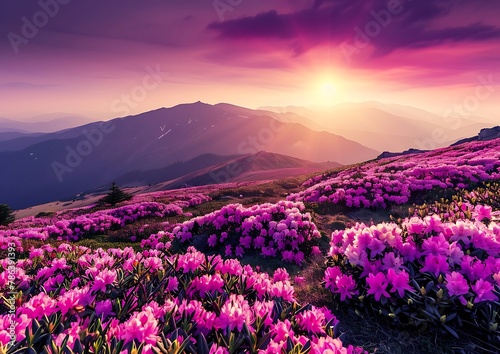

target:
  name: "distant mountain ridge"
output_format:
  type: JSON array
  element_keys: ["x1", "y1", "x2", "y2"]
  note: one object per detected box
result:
[
  {"x1": 0, "y1": 114, "x2": 92, "y2": 133},
  {"x1": 260, "y1": 102, "x2": 494, "y2": 152},
  {"x1": 0, "y1": 102, "x2": 375, "y2": 209},
  {"x1": 452, "y1": 126, "x2": 500, "y2": 146},
  {"x1": 157, "y1": 151, "x2": 341, "y2": 189},
  {"x1": 377, "y1": 126, "x2": 500, "y2": 159}
]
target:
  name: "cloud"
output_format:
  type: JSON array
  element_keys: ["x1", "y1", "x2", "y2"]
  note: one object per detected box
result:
[{"x1": 207, "y1": 0, "x2": 500, "y2": 57}]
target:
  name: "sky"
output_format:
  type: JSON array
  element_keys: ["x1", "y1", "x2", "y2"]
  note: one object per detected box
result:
[{"x1": 0, "y1": 0, "x2": 499, "y2": 121}]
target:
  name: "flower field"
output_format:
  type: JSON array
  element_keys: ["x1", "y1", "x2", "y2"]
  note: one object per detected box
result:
[
  {"x1": 1, "y1": 139, "x2": 500, "y2": 353},
  {"x1": 0, "y1": 244, "x2": 365, "y2": 353},
  {"x1": 288, "y1": 139, "x2": 500, "y2": 209}
]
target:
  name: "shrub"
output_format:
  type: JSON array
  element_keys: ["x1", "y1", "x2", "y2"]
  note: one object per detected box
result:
[{"x1": 0, "y1": 204, "x2": 14, "y2": 226}]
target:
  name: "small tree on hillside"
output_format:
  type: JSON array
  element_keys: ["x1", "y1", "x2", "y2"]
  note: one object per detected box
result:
[
  {"x1": 0, "y1": 204, "x2": 15, "y2": 226},
  {"x1": 100, "y1": 182, "x2": 132, "y2": 206}
]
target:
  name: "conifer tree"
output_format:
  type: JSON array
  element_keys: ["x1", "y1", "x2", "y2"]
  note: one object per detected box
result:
[
  {"x1": 100, "y1": 182, "x2": 132, "y2": 206},
  {"x1": 0, "y1": 204, "x2": 15, "y2": 226}
]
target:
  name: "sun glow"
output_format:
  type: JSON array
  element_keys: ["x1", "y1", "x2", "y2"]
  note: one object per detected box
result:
[{"x1": 321, "y1": 82, "x2": 335, "y2": 95}]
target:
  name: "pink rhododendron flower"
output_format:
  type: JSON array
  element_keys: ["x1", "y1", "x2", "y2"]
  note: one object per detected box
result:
[
  {"x1": 324, "y1": 267, "x2": 342, "y2": 292},
  {"x1": 445, "y1": 272, "x2": 469, "y2": 297},
  {"x1": 271, "y1": 319, "x2": 294, "y2": 342},
  {"x1": 472, "y1": 279, "x2": 497, "y2": 303},
  {"x1": 474, "y1": 205, "x2": 492, "y2": 222},
  {"x1": 22, "y1": 292, "x2": 57, "y2": 320},
  {"x1": 421, "y1": 255, "x2": 449, "y2": 277},
  {"x1": 296, "y1": 308, "x2": 327, "y2": 335},
  {"x1": 208, "y1": 234, "x2": 217, "y2": 247},
  {"x1": 366, "y1": 272, "x2": 390, "y2": 301},
  {"x1": 95, "y1": 299, "x2": 114, "y2": 319},
  {"x1": 92, "y1": 269, "x2": 117, "y2": 292},
  {"x1": 386, "y1": 269, "x2": 413, "y2": 298},
  {"x1": 120, "y1": 306, "x2": 159, "y2": 345},
  {"x1": 219, "y1": 294, "x2": 253, "y2": 332},
  {"x1": 335, "y1": 274, "x2": 358, "y2": 301}
]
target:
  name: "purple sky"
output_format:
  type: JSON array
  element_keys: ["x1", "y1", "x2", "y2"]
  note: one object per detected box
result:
[{"x1": 0, "y1": 0, "x2": 499, "y2": 120}]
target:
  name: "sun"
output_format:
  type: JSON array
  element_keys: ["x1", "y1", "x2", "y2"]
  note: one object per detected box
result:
[{"x1": 321, "y1": 82, "x2": 336, "y2": 96}]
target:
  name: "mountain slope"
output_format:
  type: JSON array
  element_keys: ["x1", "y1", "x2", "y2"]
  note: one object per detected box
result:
[
  {"x1": 158, "y1": 151, "x2": 341, "y2": 189},
  {"x1": 0, "y1": 102, "x2": 376, "y2": 209},
  {"x1": 0, "y1": 115, "x2": 92, "y2": 133}
]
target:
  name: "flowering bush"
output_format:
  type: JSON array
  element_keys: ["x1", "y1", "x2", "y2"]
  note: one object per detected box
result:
[
  {"x1": 410, "y1": 182, "x2": 500, "y2": 223},
  {"x1": 0, "y1": 244, "x2": 364, "y2": 353},
  {"x1": 324, "y1": 209, "x2": 500, "y2": 343},
  {"x1": 0, "y1": 202, "x2": 185, "y2": 242},
  {"x1": 170, "y1": 201, "x2": 321, "y2": 265},
  {"x1": 288, "y1": 139, "x2": 500, "y2": 209}
]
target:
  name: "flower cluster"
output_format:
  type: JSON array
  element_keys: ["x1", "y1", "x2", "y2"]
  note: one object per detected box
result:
[
  {"x1": 170, "y1": 201, "x2": 321, "y2": 264},
  {"x1": 1, "y1": 202, "x2": 185, "y2": 242},
  {"x1": 130, "y1": 190, "x2": 212, "y2": 208},
  {"x1": 410, "y1": 182, "x2": 500, "y2": 223},
  {"x1": 325, "y1": 209, "x2": 500, "y2": 341},
  {"x1": 289, "y1": 139, "x2": 500, "y2": 209},
  {"x1": 0, "y1": 244, "x2": 363, "y2": 353}
]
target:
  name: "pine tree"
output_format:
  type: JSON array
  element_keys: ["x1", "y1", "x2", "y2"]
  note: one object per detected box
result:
[
  {"x1": 100, "y1": 182, "x2": 132, "y2": 206},
  {"x1": 0, "y1": 204, "x2": 15, "y2": 226}
]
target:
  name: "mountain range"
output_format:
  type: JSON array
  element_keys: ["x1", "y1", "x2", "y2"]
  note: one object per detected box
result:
[
  {"x1": 0, "y1": 114, "x2": 92, "y2": 135},
  {"x1": 260, "y1": 102, "x2": 493, "y2": 152},
  {"x1": 0, "y1": 102, "x2": 375, "y2": 209},
  {"x1": 1, "y1": 101, "x2": 496, "y2": 210}
]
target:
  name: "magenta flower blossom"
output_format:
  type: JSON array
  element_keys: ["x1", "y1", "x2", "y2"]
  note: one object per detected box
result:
[
  {"x1": 422, "y1": 234, "x2": 449, "y2": 256},
  {"x1": 445, "y1": 272, "x2": 469, "y2": 297},
  {"x1": 208, "y1": 234, "x2": 217, "y2": 247},
  {"x1": 273, "y1": 268, "x2": 290, "y2": 282},
  {"x1": 219, "y1": 294, "x2": 253, "y2": 332},
  {"x1": 296, "y1": 308, "x2": 327, "y2": 335},
  {"x1": 271, "y1": 319, "x2": 294, "y2": 343},
  {"x1": 58, "y1": 286, "x2": 94, "y2": 315},
  {"x1": 22, "y1": 293, "x2": 57, "y2": 320},
  {"x1": 235, "y1": 246, "x2": 245, "y2": 258},
  {"x1": 366, "y1": 272, "x2": 390, "y2": 301},
  {"x1": 209, "y1": 345, "x2": 230, "y2": 354},
  {"x1": 92, "y1": 269, "x2": 117, "y2": 292},
  {"x1": 120, "y1": 307, "x2": 159, "y2": 345},
  {"x1": 95, "y1": 299, "x2": 114, "y2": 319},
  {"x1": 420, "y1": 255, "x2": 449, "y2": 277},
  {"x1": 335, "y1": 274, "x2": 358, "y2": 301},
  {"x1": 166, "y1": 276, "x2": 179, "y2": 292},
  {"x1": 386, "y1": 269, "x2": 413, "y2": 298},
  {"x1": 472, "y1": 279, "x2": 497, "y2": 303},
  {"x1": 143, "y1": 257, "x2": 163, "y2": 272},
  {"x1": 311, "y1": 246, "x2": 322, "y2": 257},
  {"x1": 324, "y1": 267, "x2": 342, "y2": 292},
  {"x1": 474, "y1": 205, "x2": 492, "y2": 222}
]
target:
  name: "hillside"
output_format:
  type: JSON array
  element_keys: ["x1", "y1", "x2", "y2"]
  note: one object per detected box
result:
[
  {"x1": 157, "y1": 151, "x2": 341, "y2": 189},
  {"x1": 3, "y1": 137, "x2": 500, "y2": 354}
]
